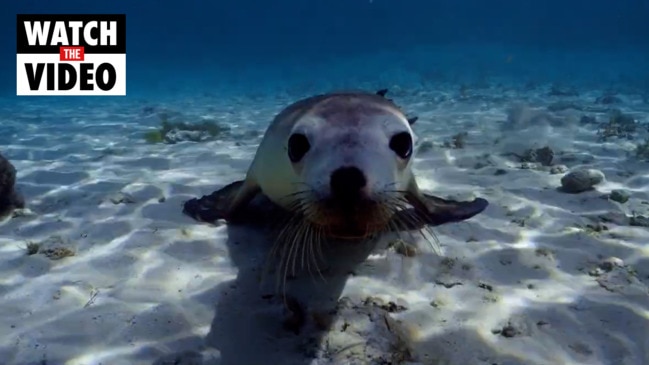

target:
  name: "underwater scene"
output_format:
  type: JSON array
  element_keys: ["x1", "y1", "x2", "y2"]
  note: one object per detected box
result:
[{"x1": 0, "y1": 1, "x2": 648, "y2": 364}]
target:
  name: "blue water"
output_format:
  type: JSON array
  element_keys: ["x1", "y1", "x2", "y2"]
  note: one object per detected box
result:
[
  {"x1": 2, "y1": 0, "x2": 648, "y2": 99},
  {"x1": 2, "y1": 3, "x2": 649, "y2": 365}
]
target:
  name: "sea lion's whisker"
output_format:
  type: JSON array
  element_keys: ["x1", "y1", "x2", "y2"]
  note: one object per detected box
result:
[
  {"x1": 284, "y1": 190, "x2": 313, "y2": 198},
  {"x1": 405, "y1": 208, "x2": 442, "y2": 254},
  {"x1": 423, "y1": 226, "x2": 442, "y2": 255},
  {"x1": 301, "y1": 224, "x2": 311, "y2": 276},
  {"x1": 303, "y1": 224, "x2": 326, "y2": 283},
  {"x1": 386, "y1": 219, "x2": 403, "y2": 240},
  {"x1": 303, "y1": 224, "x2": 314, "y2": 278},
  {"x1": 378, "y1": 194, "x2": 443, "y2": 255},
  {"x1": 265, "y1": 217, "x2": 290, "y2": 275},
  {"x1": 279, "y1": 218, "x2": 303, "y2": 295},
  {"x1": 293, "y1": 221, "x2": 309, "y2": 276},
  {"x1": 313, "y1": 225, "x2": 326, "y2": 267},
  {"x1": 313, "y1": 228, "x2": 326, "y2": 281},
  {"x1": 272, "y1": 196, "x2": 332, "y2": 285},
  {"x1": 270, "y1": 213, "x2": 304, "y2": 292}
]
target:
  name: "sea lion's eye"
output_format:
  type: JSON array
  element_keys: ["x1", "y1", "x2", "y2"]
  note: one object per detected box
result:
[
  {"x1": 287, "y1": 133, "x2": 311, "y2": 163},
  {"x1": 389, "y1": 132, "x2": 413, "y2": 159}
]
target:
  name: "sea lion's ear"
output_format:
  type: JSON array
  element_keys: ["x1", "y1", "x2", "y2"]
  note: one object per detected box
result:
[
  {"x1": 376, "y1": 89, "x2": 388, "y2": 97},
  {"x1": 374, "y1": 89, "x2": 416, "y2": 124}
]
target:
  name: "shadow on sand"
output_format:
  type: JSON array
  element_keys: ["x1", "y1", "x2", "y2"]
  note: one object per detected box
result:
[
  {"x1": 150, "y1": 205, "x2": 394, "y2": 365},
  {"x1": 202, "y1": 223, "x2": 384, "y2": 365}
]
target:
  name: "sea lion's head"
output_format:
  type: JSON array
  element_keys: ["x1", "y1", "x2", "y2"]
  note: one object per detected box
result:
[{"x1": 284, "y1": 93, "x2": 415, "y2": 239}]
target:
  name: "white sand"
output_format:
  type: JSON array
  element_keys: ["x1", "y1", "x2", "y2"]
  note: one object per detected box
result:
[{"x1": 0, "y1": 84, "x2": 648, "y2": 365}]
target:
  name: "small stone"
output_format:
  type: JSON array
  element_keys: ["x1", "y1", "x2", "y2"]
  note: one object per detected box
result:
[
  {"x1": 11, "y1": 208, "x2": 36, "y2": 218},
  {"x1": 596, "y1": 95, "x2": 622, "y2": 105},
  {"x1": 609, "y1": 189, "x2": 630, "y2": 204},
  {"x1": 560, "y1": 169, "x2": 605, "y2": 193},
  {"x1": 477, "y1": 282, "x2": 494, "y2": 291},
  {"x1": 629, "y1": 215, "x2": 649, "y2": 227},
  {"x1": 41, "y1": 246, "x2": 75, "y2": 260},
  {"x1": 521, "y1": 146, "x2": 554, "y2": 166},
  {"x1": 585, "y1": 222, "x2": 608, "y2": 233},
  {"x1": 597, "y1": 109, "x2": 638, "y2": 141},
  {"x1": 559, "y1": 153, "x2": 595, "y2": 164},
  {"x1": 588, "y1": 267, "x2": 605, "y2": 277},
  {"x1": 501, "y1": 325, "x2": 520, "y2": 338},
  {"x1": 394, "y1": 242, "x2": 418, "y2": 257},
  {"x1": 452, "y1": 132, "x2": 468, "y2": 148},
  {"x1": 599, "y1": 257, "x2": 624, "y2": 272},
  {"x1": 598, "y1": 211, "x2": 630, "y2": 226},
  {"x1": 25, "y1": 242, "x2": 40, "y2": 255},
  {"x1": 550, "y1": 165, "x2": 568, "y2": 174},
  {"x1": 108, "y1": 192, "x2": 136, "y2": 204},
  {"x1": 569, "y1": 342, "x2": 594, "y2": 356},
  {"x1": 535, "y1": 146, "x2": 554, "y2": 166}
]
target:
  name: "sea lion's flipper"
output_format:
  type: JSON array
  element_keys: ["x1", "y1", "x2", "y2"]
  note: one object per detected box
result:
[
  {"x1": 399, "y1": 176, "x2": 488, "y2": 227},
  {"x1": 412, "y1": 193, "x2": 488, "y2": 226},
  {"x1": 402, "y1": 178, "x2": 488, "y2": 227},
  {"x1": 407, "y1": 116, "x2": 418, "y2": 125},
  {"x1": 183, "y1": 180, "x2": 243, "y2": 223},
  {"x1": 182, "y1": 179, "x2": 262, "y2": 224}
]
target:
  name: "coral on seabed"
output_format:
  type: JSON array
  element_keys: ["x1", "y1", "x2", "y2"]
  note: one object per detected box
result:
[{"x1": 144, "y1": 113, "x2": 230, "y2": 144}]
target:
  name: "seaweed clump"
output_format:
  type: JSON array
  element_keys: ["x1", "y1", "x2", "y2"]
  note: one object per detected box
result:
[
  {"x1": 596, "y1": 110, "x2": 637, "y2": 142},
  {"x1": 520, "y1": 146, "x2": 554, "y2": 166},
  {"x1": 635, "y1": 139, "x2": 649, "y2": 160},
  {"x1": 144, "y1": 113, "x2": 230, "y2": 144},
  {"x1": 144, "y1": 130, "x2": 164, "y2": 143}
]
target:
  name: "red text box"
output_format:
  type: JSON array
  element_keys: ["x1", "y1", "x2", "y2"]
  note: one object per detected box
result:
[{"x1": 60, "y1": 46, "x2": 85, "y2": 61}]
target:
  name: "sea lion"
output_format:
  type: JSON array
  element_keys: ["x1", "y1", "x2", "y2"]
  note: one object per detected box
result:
[{"x1": 183, "y1": 89, "x2": 488, "y2": 243}]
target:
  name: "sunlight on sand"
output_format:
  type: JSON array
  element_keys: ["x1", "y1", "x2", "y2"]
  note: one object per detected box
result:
[{"x1": 0, "y1": 81, "x2": 648, "y2": 364}]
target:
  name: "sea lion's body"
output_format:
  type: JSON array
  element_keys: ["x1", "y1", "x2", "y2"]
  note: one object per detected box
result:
[{"x1": 183, "y1": 90, "x2": 488, "y2": 240}]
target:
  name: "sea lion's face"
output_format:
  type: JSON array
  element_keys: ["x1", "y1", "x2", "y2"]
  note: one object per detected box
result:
[{"x1": 285, "y1": 100, "x2": 415, "y2": 239}]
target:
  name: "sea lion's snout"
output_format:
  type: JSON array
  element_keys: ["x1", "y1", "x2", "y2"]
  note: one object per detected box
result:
[
  {"x1": 329, "y1": 166, "x2": 368, "y2": 201},
  {"x1": 314, "y1": 165, "x2": 389, "y2": 239}
]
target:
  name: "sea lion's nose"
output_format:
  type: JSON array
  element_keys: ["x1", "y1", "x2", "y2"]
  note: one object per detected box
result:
[{"x1": 330, "y1": 166, "x2": 367, "y2": 199}]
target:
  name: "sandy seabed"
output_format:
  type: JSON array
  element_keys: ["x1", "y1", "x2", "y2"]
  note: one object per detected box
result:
[{"x1": 0, "y1": 83, "x2": 648, "y2": 365}]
